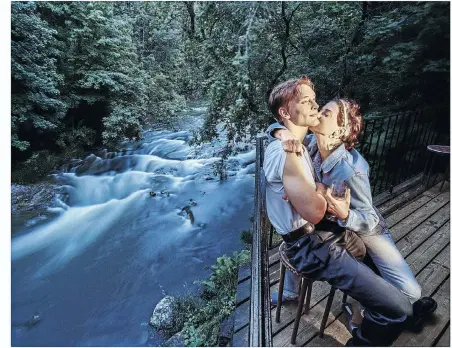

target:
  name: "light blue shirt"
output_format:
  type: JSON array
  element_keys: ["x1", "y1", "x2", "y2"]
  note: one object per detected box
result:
[{"x1": 266, "y1": 122, "x2": 387, "y2": 235}]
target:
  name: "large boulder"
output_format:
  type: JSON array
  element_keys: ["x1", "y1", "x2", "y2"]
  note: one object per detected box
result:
[{"x1": 149, "y1": 296, "x2": 179, "y2": 330}]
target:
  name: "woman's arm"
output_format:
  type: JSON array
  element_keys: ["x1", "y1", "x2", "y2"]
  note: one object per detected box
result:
[
  {"x1": 336, "y1": 173, "x2": 380, "y2": 234},
  {"x1": 265, "y1": 122, "x2": 303, "y2": 154}
]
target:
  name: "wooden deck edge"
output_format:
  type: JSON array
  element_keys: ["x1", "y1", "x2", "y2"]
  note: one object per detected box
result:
[{"x1": 232, "y1": 263, "x2": 251, "y2": 346}]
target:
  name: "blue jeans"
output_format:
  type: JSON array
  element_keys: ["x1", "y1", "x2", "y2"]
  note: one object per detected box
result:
[
  {"x1": 360, "y1": 231, "x2": 421, "y2": 303},
  {"x1": 283, "y1": 232, "x2": 412, "y2": 346},
  {"x1": 283, "y1": 231, "x2": 421, "y2": 302}
]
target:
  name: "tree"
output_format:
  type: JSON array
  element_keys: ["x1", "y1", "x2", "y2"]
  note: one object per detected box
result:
[{"x1": 11, "y1": 2, "x2": 67, "y2": 158}]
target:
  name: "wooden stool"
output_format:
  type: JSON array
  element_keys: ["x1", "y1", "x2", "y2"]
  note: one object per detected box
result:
[
  {"x1": 275, "y1": 242, "x2": 348, "y2": 344},
  {"x1": 423, "y1": 145, "x2": 450, "y2": 191}
]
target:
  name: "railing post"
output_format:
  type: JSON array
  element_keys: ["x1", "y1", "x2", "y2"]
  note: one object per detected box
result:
[{"x1": 250, "y1": 136, "x2": 272, "y2": 346}]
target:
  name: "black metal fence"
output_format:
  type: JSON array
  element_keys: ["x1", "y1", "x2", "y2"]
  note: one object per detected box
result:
[{"x1": 356, "y1": 107, "x2": 448, "y2": 196}]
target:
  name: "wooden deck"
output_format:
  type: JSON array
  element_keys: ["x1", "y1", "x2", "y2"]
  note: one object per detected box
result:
[{"x1": 232, "y1": 176, "x2": 450, "y2": 346}]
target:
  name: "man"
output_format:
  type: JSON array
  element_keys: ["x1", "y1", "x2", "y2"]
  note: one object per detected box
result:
[{"x1": 263, "y1": 76, "x2": 413, "y2": 346}]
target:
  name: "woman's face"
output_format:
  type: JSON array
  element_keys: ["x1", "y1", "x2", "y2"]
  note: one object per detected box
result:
[{"x1": 309, "y1": 100, "x2": 341, "y2": 136}]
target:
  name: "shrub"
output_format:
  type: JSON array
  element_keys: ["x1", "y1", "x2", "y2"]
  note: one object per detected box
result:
[
  {"x1": 161, "y1": 250, "x2": 250, "y2": 347},
  {"x1": 12, "y1": 150, "x2": 64, "y2": 184}
]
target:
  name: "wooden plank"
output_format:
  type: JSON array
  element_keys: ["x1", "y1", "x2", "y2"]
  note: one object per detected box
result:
[
  {"x1": 269, "y1": 261, "x2": 281, "y2": 285},
  {"x1": 435, "y1": 325, "x2": 450, "y2": 347},
  {"x1": 406, "y1": 222, "x2": 450, "y2": 275},
  {"x1": 378, "y1": 182, "x2": 431, "y2": 217},
  {"x1": 304, "y1": 301, "x2": 358, "y2": 347},
  {"x1": 413, "y1": 246, "x2": 450, "y2": 297},
  {"x1": 385, "y1": 195, "x2": 435, "y2": 229},
  {"x1": 234, "y1": 300, "x2": 250, "y2": 332},
  {"x1": 269, "y1": 245, "x2": 280, "y2": 266},
  {"x1": 237, "y1": 264, "x2": 251, "y2": 283},
  {"x1": 272, "y1": 287, "x2": 346, "y2": 347},
  {"x1": 384, "y1": 181, "x2": 446, "y2": 228},
  {"x1": 423, "y1": 178, "x2": 449, "y2": 198},
  {"x1": 373, "y1": 173, "x2": 423, "y2": 207},
  {"x1": 236, "y1": 278, "x2": 251, "y2": 305},
  {"x1": 270, "y1": 280, "x2": 331, "y2": 334},
  {"x1": 390, "y1": 192, "x2": 450, "y2": 241},
  {"x1": 232, "y1": 324, "x2": 249, "y2": 347},
  {"x1": 393, "y1": 278, "x2": 450, "y2": 346},
  {"x1": 396, "y1": 204, "x2": 450, "y2": 258}
]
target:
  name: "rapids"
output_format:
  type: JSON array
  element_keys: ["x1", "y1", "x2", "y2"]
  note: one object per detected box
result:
[{"x1": 11, "y1": 105, "x2": 256, "y2": 346}]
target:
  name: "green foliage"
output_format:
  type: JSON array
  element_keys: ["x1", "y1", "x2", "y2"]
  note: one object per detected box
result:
[
  {"x1": 56, "y1": 126, "x2": 96, "y2": 157},
  {"x1": 163, "y1": 250, "x2": 250, "y2": 347},
  {"x1": 240, "y1": 229, "x2": 252, "y2": 246},
  {"x1": 11, "y1": 1, "x2": 450, "y2": 179},
  {"x1": 11, "y1": 2, "x2": 67, "y2": 153},
  {"x1": 12, "y1": 151, "x2": 64, "y2": 184}
]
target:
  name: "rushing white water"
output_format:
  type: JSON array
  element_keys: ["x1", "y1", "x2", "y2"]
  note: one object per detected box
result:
[{"x1": 11, "y1": 105, "x2": 256, "y2": 346}]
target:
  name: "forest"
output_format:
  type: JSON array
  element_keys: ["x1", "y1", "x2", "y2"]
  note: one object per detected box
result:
[{"x1": 11, "y1": 1, "x2": 450, "y2": 182}]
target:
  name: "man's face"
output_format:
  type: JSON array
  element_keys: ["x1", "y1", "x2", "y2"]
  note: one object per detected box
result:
[
  {"x1": 310, "y1": 100, "x2": 340, "y2": 135},
  {"x1": 284, "y1": 84, "x2": 320, "y2": 127}
]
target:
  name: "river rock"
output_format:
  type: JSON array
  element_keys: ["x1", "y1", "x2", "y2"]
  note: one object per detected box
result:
[
  {"x1": 11, "y1": 183, "x2": 63, "y2": 213},
  {"x1": 149, "y1": 296, "x2": 179, "y2": 330},
  {"x1": 165, "y1": 331, "x2": 185, "y2": 347}
]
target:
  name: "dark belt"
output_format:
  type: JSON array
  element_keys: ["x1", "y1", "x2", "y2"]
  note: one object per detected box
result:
[{"x1": 281, "y1": 222, "x2": 315, "y2": 243}]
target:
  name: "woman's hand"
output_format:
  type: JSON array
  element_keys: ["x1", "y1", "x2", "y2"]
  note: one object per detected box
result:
[
  {"x1": 325, "y1": 187, "x2": 351, "y2": 221},
  {"x1": 274, "y1": 129, "x2": 303, "y2": 155},
  {"x1": 315, "y1": 182, "x2": 328, "y2": 197}
]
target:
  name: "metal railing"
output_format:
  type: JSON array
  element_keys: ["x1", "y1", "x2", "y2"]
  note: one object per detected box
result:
[
  {"x1": 356, "y1": 107, "x2": 445, "y2": 196},
  {"x1": 249, "y1": 136, "x2": 273, "y2": 346}
]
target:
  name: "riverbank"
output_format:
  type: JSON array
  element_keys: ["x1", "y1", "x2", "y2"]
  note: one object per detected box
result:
[
  {"x1": 11, "y1": 181, "x2": 68, "y2": 235},
  {"x1": 149, "y1": 249, "x2": 250, "y2": 347}
]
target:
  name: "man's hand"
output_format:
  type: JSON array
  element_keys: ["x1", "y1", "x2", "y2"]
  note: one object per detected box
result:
[
  {"x1": 325, "y1": 187, "x2": 351, "y2": 221},
  {"x1": 274, "y1": 129, "x2": 303, "y2": 155}
]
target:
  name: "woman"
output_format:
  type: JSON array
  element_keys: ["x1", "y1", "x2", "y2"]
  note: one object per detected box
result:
[{"x1": 266, "y1": 98, "x2": 436, "y2": 326}]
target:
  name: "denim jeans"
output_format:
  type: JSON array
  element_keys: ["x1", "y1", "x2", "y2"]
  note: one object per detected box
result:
[
  {"x1": 283, "y1": 231, "x2": 421, "y2": 302},
  {"x1": 361, "y1": 231, "x2": 422, "y2": 303},
  {"x1": 282, "y1": 232, "x2": 412, "y2": 346}
]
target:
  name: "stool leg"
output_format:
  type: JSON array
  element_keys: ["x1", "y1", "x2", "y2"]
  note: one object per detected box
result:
[
  {"x1": 342, "y1": 292, "x2": 348, "y2": 304},
  {"x1": 422, "y1": 151, "x2": 430, "y2": 183},
  {"x1": 304, "y1": 279, "x2": 313, "y2": 314},
  {"x1": 276, "y1": 263, "x2": 286, "y2": 323},
  {"x1": 319, "y1": 287, "x2": 336, "y2": 338},
  {"x1": 291, "y1": 278, "x2": 309, "y2": 345},
  {"x1": 440, "y1": 161, "x2": 449, "y2": 192},
  {"x1": 426, "y1": 154, "x2": 437, "y2": 189}
]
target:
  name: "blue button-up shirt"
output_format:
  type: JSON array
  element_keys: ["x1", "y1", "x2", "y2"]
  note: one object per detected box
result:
[{"x1": 266, "y1": 122, "x2": 387, "y2": 235}]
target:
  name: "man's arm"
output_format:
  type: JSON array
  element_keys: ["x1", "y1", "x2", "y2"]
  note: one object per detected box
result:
[{"x1": 282, "y1": 152, "x2": 327, "y2": 224}]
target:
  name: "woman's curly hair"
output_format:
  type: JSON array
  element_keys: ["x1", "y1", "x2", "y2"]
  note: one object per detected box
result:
[{"x1": 335, "y1": 98, "x2": 363, "y2": 150}]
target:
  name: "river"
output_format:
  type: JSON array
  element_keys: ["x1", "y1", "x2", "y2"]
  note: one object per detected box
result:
[{"x1": 11, "y1": 105, "x2": 256, "y2": 346}]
